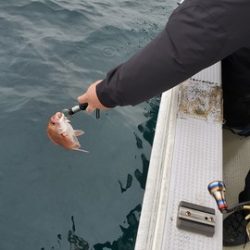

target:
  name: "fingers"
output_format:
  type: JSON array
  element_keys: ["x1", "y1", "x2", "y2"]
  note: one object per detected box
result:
[
  {"x1": 77, "y1": 93, "x2": 88, "y2": 105},
  {"x1": 77, "y1": 80, "x2": 108, "y2": 113},
  {"x1": 77, "y1": 93, "x2": 93, "y2": 113},
  {"x1": 86, "y1": 105, "x2": 95, "y2": 113}
]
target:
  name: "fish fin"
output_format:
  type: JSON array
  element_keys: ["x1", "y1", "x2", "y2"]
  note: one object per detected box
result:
[
  {"x1": 73, "y1": 148, "x2": 89, "y2": 153},
  {"x1": 74, "y1": 130, "x2": 84, "y2": 137}
]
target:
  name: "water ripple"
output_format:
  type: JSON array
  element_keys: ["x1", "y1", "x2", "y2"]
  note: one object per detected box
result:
[{"x1": 0, "y1": 0, "x2": 176, "y2": 249}]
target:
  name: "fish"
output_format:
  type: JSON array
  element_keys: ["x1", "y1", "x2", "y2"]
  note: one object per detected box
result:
[{"x1": 47, "y1": 112, "x2": 88, "y2": 153}]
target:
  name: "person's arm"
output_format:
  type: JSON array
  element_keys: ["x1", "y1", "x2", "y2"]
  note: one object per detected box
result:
[{"x1": 78, "y1": 0, "x2": 249, "y2": 110}]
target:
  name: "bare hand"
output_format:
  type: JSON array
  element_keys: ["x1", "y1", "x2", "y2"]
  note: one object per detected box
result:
[{"x1": 77, "y1": 80, "x2": 108, "y2": 113}]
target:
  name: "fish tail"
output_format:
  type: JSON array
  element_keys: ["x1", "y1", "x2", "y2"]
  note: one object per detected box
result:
[{"x1": 73, "y1": 148, "x2": 89, "y2": 153}]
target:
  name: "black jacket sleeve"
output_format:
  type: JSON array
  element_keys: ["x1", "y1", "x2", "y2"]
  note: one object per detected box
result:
[{"x1": 96, "y1": 0, "x2": 250, "y2": 107}]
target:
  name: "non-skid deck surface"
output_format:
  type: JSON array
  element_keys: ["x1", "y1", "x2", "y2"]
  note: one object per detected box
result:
[{"x1": 135, "y1": 62, "x2": 223, "y2": 250}]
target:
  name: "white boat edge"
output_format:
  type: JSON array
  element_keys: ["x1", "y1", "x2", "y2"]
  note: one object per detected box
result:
[{"x1": 135, "y1": 62, "x2": 223, "y2": 250}]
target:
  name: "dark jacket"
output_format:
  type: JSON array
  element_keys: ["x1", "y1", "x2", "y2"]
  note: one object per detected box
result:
[
  {"x1": 96, "y1": 0, "x2": 250, "y2": 107},
  {"x1": 222, "y1": 48, "x2": 250, "y2": 128}
]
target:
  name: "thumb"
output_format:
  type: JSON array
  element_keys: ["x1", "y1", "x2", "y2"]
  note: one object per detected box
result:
[{"x1": 77, "y1": 93, "x2": 88, "y2": 104}]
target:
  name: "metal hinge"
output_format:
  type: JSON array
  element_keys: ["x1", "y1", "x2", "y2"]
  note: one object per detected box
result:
[{"x1": 177, "y1": 201, "x2": 216, "y2": 237}]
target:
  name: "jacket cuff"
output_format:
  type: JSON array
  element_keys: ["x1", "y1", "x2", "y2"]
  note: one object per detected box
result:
[{"x1": 96, "y1": 79, "x2": 117, "y2": 108}]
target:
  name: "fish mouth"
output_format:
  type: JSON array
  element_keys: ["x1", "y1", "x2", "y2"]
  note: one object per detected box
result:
[{"x1": 51, "y1": 112, "x2": 64, "y2": 124}]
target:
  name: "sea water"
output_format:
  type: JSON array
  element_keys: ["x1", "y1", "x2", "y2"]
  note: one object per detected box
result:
[{"x1": 0, "y1": 0, "x2": 175, "y2": 249}]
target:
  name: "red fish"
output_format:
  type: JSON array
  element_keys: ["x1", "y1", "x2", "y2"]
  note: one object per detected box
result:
[{"x1": 47, "y1": 112, "x2": 88, "y2": 153}]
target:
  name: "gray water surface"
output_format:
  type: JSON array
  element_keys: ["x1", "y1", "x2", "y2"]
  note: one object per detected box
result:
[{"x1": 0, "y1": 0, "x2": 175, "y2": 249}]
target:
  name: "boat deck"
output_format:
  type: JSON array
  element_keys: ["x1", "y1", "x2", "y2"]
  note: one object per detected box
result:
[{"x1": 135, "y1": 63, "x2": 223, "y2": 250}]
